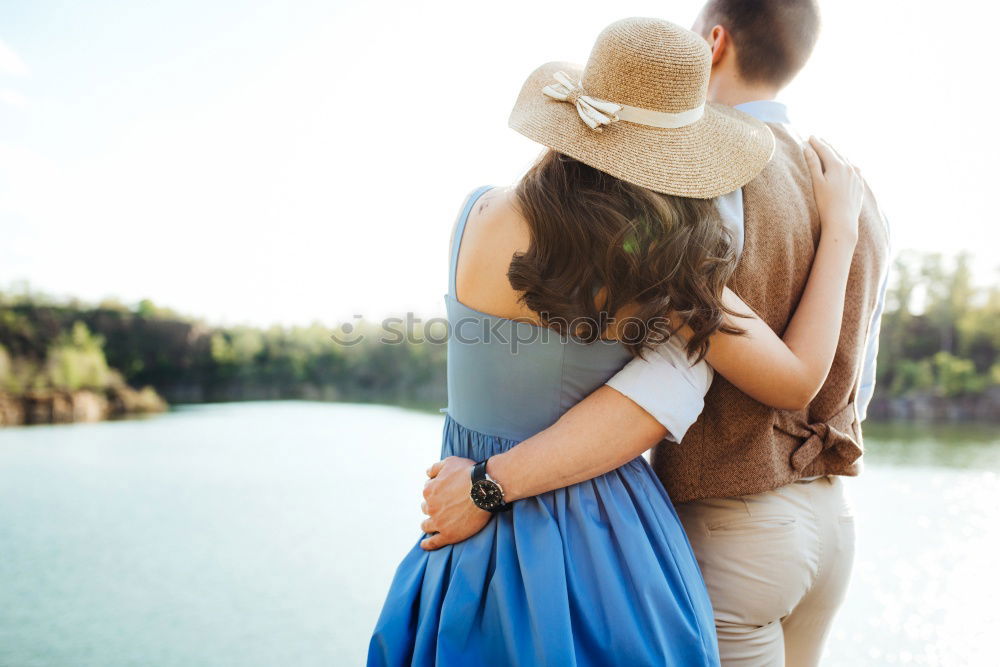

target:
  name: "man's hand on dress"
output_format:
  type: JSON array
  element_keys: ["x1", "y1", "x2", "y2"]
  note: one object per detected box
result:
[{"x1": 419, "y1": 456, "x2": 492, "y2": 551}]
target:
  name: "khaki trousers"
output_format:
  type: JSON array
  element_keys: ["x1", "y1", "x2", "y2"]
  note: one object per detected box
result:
[{"x1": 675, "y1": 476, "x2": 855, "y2": 667}]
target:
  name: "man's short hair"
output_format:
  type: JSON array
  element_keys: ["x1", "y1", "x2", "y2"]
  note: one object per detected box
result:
[{"x1": 700, "y1": 0, "x2": 821, "y2": 87}]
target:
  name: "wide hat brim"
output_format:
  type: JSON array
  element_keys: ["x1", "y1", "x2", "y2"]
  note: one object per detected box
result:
[{"x1": 508, "y1": 61, "x2": 776, "y2": 199}]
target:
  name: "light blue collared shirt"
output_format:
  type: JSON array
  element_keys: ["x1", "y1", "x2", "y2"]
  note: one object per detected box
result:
[{"x1": 606, "y1": 100, "x2": 890, "y2": 439}]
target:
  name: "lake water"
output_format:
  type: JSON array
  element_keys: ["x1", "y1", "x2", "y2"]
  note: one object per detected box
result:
[{"x1": 0, "y1": 402, "x2": 997, "y2": 666}]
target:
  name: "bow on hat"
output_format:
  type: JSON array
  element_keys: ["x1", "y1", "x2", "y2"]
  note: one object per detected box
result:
[{"x1": 542, "y1": 71, "x2": 622, "y2": 132}]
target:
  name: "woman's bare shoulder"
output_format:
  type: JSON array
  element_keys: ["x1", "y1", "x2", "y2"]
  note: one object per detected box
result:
[
  {"x1": 473, "y1": 185, "x2": 524, "y2": 227},
  {"x1": 451, "y1": 186, "x2": 526, "y2": 252},
  {"x1": 452, "y1": 185, "x2": 534, "y2": 319}
]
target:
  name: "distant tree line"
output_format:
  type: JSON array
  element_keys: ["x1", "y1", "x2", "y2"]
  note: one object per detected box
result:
[
  {"x1": 0, "y1": 252, "x2": 996, "y2": 420},
  {"x1": 0, "y1": 291, "x2": 447, "y2": 410}
]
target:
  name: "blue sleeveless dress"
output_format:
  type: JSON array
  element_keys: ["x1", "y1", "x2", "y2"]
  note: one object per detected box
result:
[{"x1": 367, "y1": 186, "x2": 720, "y2": 667}]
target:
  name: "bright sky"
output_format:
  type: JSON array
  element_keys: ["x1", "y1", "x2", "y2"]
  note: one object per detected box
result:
[{"x1": 1, "y1": 0, "x2": 997, "y2": 327}]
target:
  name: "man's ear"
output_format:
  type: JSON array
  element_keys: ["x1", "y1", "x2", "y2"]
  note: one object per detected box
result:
[{"x1": 709, "y1": 25, "x2": 729, "y2": 66}]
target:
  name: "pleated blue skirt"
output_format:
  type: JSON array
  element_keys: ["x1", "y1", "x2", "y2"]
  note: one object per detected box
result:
[{"x1": 367, "y1": 415, "x2": 720, "y2": 666}]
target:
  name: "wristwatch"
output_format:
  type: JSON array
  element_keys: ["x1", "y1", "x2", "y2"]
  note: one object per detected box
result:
[{"x1": 470, "y1": 459, "x2": 513, "y2": 513}]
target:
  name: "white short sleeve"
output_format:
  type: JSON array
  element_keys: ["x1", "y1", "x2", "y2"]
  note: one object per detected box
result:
[{"x1": 605, "y1": 335, "x2": 714, "y2": 443}]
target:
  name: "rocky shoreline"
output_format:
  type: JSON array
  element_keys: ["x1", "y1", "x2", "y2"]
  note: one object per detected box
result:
[
  {"x1": 0, "y1": 385, "x2": 167, "y2": 427},
  {"x1": 2, "y1": 388, "x2": 996, "y2": 427},
  {"x1": 867, "y1": 387, "x2": 1000, "y2": 422}
]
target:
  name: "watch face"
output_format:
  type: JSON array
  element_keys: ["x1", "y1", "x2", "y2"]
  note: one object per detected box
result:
[{"x1": 471, "y1": 480, "x2": 504, "y2": 510}]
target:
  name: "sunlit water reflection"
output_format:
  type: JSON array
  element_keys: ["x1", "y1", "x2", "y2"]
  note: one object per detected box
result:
[{"x1": 0, "y1": 402, "x2": 996, "y2": 666}]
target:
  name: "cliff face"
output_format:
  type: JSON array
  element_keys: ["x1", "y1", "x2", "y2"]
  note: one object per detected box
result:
[
  {"x1": 0, "y1": 392, "x2": 23, "y2": 425},
  {"x1": 0, "y1": 386, "x2": 166, "y2": 427}
]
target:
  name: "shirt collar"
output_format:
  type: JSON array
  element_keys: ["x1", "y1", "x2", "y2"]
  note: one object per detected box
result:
[{"x1": 733, "y1": 100, "x2": 790, "y2": 125}]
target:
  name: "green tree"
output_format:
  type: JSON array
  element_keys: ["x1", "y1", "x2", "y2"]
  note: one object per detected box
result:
[
  {"x1": 921, "y1": 252, "x2": 975, "y2": 354},
  {"x1": 930, "y1": 351, "x2": 985, "y2": 397},
  {"x1": 45, "y1": 321, "x2": 112, "y2": 391}
]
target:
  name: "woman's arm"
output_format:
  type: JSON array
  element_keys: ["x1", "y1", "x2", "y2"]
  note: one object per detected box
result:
[{"x1": 701, "y1": 136, "x2": 865, "y2": 410}]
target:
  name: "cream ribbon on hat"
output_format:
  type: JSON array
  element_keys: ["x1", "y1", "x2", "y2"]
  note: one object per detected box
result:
[{"x1": 542, "y1": 71, "x2": 706, "y2": 132}]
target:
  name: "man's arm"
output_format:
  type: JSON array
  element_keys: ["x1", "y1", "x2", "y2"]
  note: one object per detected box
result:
[
  {"x1": 419, "y1": 339, "x2": 709, "y2": 550},
  {"x1": 487, "y1": 386, "x2": 669, "y2": 501}
]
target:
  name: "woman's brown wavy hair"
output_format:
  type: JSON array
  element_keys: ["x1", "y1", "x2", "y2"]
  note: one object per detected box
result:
[{"x1": 508, "y1": 150, "x2": 744, "y2": 359}]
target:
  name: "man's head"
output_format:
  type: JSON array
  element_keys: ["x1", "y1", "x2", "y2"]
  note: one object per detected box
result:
[{"x1": 693, "y1": 0, "x2": 820, "y2": 101}]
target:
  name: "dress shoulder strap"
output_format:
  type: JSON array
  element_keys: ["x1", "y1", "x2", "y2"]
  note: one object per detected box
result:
[{"x1": 449, "y1": 185, "x2": 495, "y2": 295}]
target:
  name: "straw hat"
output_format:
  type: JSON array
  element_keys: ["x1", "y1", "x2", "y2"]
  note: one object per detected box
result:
[{"x1": 508, "y1": 17, "x2": 775, "y2": 199}]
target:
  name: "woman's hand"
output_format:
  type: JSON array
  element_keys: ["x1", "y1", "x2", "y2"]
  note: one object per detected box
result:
[{"x1": 804, "y1": 136, "x2": 864, "y2": 246}]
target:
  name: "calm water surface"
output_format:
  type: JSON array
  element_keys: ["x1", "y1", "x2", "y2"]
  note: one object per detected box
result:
[{"x1": 0, "y1": 402, "x2": 997, "y2": 666}]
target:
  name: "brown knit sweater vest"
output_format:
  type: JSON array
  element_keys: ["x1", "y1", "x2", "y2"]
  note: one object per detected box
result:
[{"x1": 652, "y1": 123, "x2": 890, "y2": 503}]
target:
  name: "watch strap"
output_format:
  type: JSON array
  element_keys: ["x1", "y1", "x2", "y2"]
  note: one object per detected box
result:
[{"x1": 472, "y1": 459, "x2": 489, "y2": 484}]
